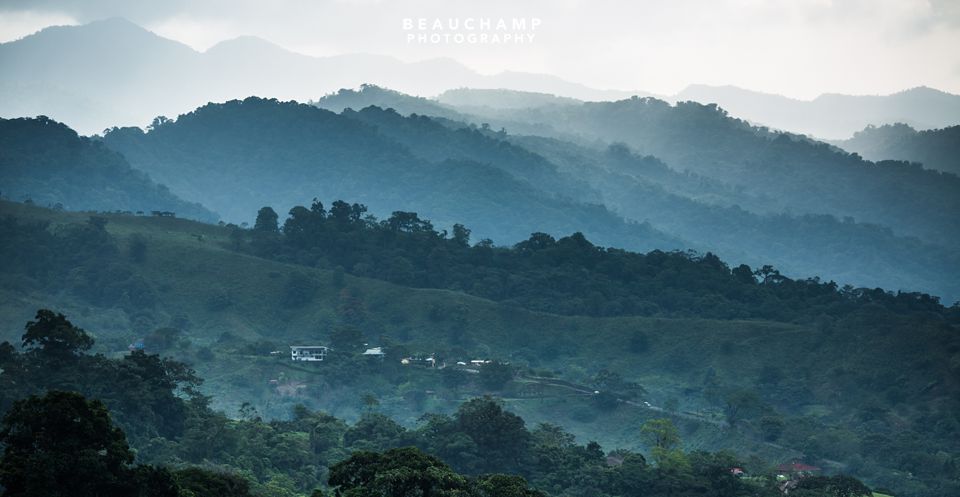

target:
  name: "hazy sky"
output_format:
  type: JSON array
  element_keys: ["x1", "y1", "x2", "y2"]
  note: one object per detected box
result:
[{"x1": 1, "y1": 0, "x2": 958, "y2": 99}]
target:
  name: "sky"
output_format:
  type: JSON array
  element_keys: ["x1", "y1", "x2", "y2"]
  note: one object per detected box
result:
[{"x1": 1, "y1": 0, "x2": 959, "y2": 99}]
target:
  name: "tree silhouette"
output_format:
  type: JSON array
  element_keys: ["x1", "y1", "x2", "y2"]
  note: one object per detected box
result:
[{"x1": 21, "y1": 309, "x2": 93, "y2": 360}]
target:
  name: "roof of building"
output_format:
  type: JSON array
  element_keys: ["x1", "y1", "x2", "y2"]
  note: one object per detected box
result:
[{"x1": 363, "y1": 347, "x2": 385, "y2": 355}]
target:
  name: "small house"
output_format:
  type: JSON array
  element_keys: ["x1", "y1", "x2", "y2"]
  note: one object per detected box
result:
[
  {"x1": 290, "y1": 345, "x2": 329, "y2": 362},
  {"x1": 363, "y1": 346, "x2": 385, "y2": 357},
  {"x1": 401, "y1": 354, "x2": 437, "y2": 367}
]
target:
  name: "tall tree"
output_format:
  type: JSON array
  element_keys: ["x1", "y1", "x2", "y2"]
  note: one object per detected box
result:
[
  {"x1": 254, "y1": 206, "x2": 280, "y2": 233},
  {"x1": 328, "y1": 447, "x2": 468, "y2": 497},
  {"x1": 21, "y1": 309, "x2": 93, "y2": 360},
  {"x1": 0, "y1": 391, "x2": 135, "y2": 497}
]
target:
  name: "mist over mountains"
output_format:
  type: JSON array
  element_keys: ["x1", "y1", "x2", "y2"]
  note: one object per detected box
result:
[
  {"x1": 835, "y1": 123, "x2": 960, "y2": 176},
  {"x1": 0, "y1": 18, "x2": 636, "y2": 135},
  {"x1": 2, "y1": 10, "x2": 960, "y2": 497},
  {"x1": 0, "y1": 16, "x2": 956, "y2": 300},
  {"x1": 2, "y1": 18, "x2": 958, "y2": 139},
  {"x1": 100, "y1": 97, "x2": 680, "y2": 253},
  {"x1": 91, "y1": 93, "x2": 959, "y2": 302},
  {"x1": 675, "y1": 84, "x2": 960, "y2": 139}
]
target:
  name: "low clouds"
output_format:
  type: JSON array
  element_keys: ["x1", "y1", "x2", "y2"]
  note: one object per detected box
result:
[
  {"x1": 0, "y1": 0, "x2": 189, "y2": 23},
  {"x1": 1, "y1": 0, "x2": 958, "y2": 98}
]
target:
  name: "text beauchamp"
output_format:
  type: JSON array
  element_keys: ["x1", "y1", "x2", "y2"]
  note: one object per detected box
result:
[{"x1": 402, "y1": 17, "x2": 542, "y2": 44}]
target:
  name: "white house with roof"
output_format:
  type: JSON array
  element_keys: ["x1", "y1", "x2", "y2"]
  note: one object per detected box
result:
[
  {"x1": 290, "y1": 345, "x2": 329, "y2": 361},
  {"x1": 362, "y1": 346, "x2": 385, "y2": 357}
]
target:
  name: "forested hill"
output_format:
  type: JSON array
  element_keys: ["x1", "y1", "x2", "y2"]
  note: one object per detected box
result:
[
  {"x1": 836, "y1": 123, "x2": 960, "y2": 176},
  {"x1": 341, "y1": 105, "x2": 593, "y2": 201},
  {"x1": 305, "y1": 87, "x2": 960, "y2": 302},
  {"x1": 449, "y1": 97, "x2": 960, "y2": 249},
  {"x1": 100, "y1": 97, "x2": 680, "y2": 252},
  {"x1": 314, "y1": 84, "x2": 466, "y2": 120},
  {"x1": 0, "y1": 117, "x2": 216, "y2": 221},
  {"x1": 507, "y1": 134, "x2": 960, "y2": 302},
  {"x1": 240, "y1": 197, "x2": 956, "y2": 322},
  {"x1": 91, "y1": 95, "x2": 960, "y2": 301},
  {"x1": 1, "y1": 200, "x2": 958, "y2": 497},
  {"x1": 0, "y1": 317, "x2": 855, "y2": 497}
]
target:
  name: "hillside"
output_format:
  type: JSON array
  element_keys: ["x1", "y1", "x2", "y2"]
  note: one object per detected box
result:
[
  {"x1": 305, "y1": 87, "x2": 960, "y2": 301},
  {"x1": 1, "y1": 200, "x2": 958, "y2": 496},
  {"x1": 92, "y1": 96, "x2": 960, "y2": 301},
  {"x1": 340, "y1": 105, "x2": 594, "y2": 202},
  {"x1": 314, "y1": 85, "x2": 466, "y2": 120},
  {"x1": 836, "y1": 123, "x2": 960, "y2": 176},
  {"x1": 509, "y1": 135, "x2": 960, "y2": 301},
  {"x1": 100, "y1": 97, "x2": 679, "y2": 252},
  {"x1": 436, "y1": 85, "x2": 960, "y2": 140},
  {"x1": 0, "y1": 116, "x2": 216, "y2": 221},
  {"x1": 454, "y1": 96, "x2": 960, "y2": 250},
  {"x1": 437, "y1": 88, "x2": 584, "y2": 110},
  {"x1": 0, "y1": 337, "x2": 799, "y2": 497}
]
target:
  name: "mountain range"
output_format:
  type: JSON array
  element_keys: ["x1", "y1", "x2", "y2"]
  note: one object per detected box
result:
[
  {"x1": 92, "y1": 94, "x2": 960, "y2": 302},
  {"x1": 2, "y1": 18, "x2": 959, "y2": 139},
  {"x1": 3, "y1": 15, "x2": 960, "y2": 497}
]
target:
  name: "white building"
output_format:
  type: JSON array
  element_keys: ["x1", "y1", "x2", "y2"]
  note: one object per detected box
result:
[
  {"x1": 362, "y1": 347, "x2": 385, "y2": 357},
  {"x1": 290, "y1": 345, "x2": 329, "y2": 361}
]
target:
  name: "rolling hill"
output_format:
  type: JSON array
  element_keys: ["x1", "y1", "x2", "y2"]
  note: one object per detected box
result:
[
  {"x1": 441, "y1": 95, "x2": 960, "y2": 250},
  {"x1": 836, "y1": 123, "x2": 960, "y2": 176},
  {"x1": 100, "y1": 97, "x2": 678, "y2": 252},
  {"x1": 308, "y1": 86, "x2": 960, "y2": 301},
  {"x1": 0, "y1": 116, "x2": 216, "y2": 221},
  {"x1": 0, "y1": 200, "x2": 957, "y2": 497}
]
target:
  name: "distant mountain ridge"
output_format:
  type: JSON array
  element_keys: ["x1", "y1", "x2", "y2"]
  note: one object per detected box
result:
[
  {"x1": 2, "y1": 18, "x2": 957, "y2": 138},
  {"x1": 427, "y1": 94, "x2": 960, "y2": 250},
  {"x1": 0, "y1": 19, "x2": 642, "y2": 134},
  {"x1": 675, "y1": 84, "x2": 960, "y2": 139},
  {"x1": 834, "y1": 123, "x2": 960, "y2": 176},
  {"x1": 437, "y1": 85, "x2": 960, "y2": 139}
]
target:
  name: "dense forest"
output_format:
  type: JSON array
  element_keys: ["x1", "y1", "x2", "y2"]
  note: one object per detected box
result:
[
  {"x1": 0, "y1": 309, "x2": 876, "y2": 497},
  {"x1": 90, "y1": 95, "x2": 960, "y2": 301},
  {"x1": 837, "y1": 123, "x2": 960, "y2": 176},
  {"x1": 1, "y1": 201, "x2": 958, "y2": 497},
  {"x1": 0, "y1": 117, "x2": 216, "y2": 221},
  {"x1": 238, "y1": 198, "x2": 953, "y2": 322}
]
